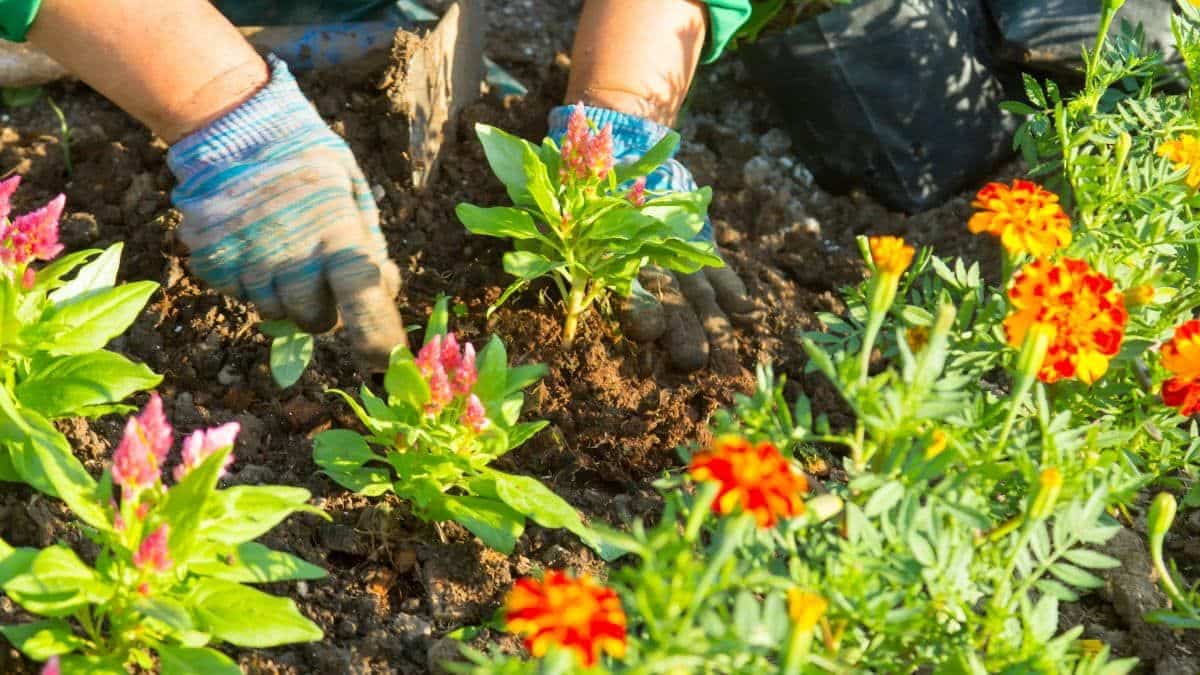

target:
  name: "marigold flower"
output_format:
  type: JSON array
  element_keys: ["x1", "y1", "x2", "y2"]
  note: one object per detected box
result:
[
  {"x1": 787, "y1": 589, "x2": 829, "y2": 633},
  {"x1": 112, "y1": 394, "x2": 174, "y2": 499},
  {"x1": 1004, "y1": 258, "x2": 1127, "y2": 384},
  {"x1": 461, "y1": 394, "x2": 489, "y2": 433},
  {"x1": 505, "y1": 571, "x2": 627, "y2": 667},
  {"x1": 1126, "y1": 284, "x2": 1156, "y2": 307},
  {"x1": 688, "y1": 435, "x2": 808, "y2": 528},
  {"x1": 868, "y1": 236, "x2": 914, "y2": 277},
  {"x1": 40, "y1": 656, "x2": 59, "y2": 675},
  {"x1": 1161, "y1": 320, "x2": 1200, "y2": 416},
  {"x1": 1157, "y1": 134, "x2": 1200, "y2": 188},
  {"x1": 968, "y1": 180, "x2": 1071, "y2": 257},
  {"x1": 905, "y1": 325, "x2": 930, "y2": 353},
  {"x1": 133, "y1": 524, "x2": 172, "y2": 572},
  {"x1": 174, "y1": 422, "x2": 239, "y2": 482},
  {"x1": 628, "y1": 177, "x2": 647, "y2": 206},
  {"x1": 924, "y1": 430, "x2": 949, "y2": 460}
]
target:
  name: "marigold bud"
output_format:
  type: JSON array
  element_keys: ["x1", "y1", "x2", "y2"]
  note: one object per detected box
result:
[
  {"x1": 1148, "y1": 492, "x2": 1177, "y2": 543},
  {"x1": 787, "y1": 590, "x2": 829, "y2": 632},
  {"x1": 1029, "y1": 467, "x2": 1063, "y2": 521}
]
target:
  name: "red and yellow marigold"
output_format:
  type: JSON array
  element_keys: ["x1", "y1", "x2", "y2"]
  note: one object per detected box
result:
[
  {"x1": 1004, "y1": 258, "x2": 1127, "y2": 384},
  {"x1": 968, "y1": 180, "x2": 1071, "y2": 258},
  {"x1": 505, "y1": 571, "x2": 627, "y2": 667},
  {"x1": 1161, "y1": 320, "x2": 1200, "y2": 416},
  {"x1": 1158, "y1": 134, "x2": 1200, "y2": 189},
  {"x1": 688, "y1": 436, "x2": 808, "y2": 528}
]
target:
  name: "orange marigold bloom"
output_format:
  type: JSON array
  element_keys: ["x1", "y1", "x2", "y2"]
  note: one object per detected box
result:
[
  {"x1": 968, "y1": 180, "x2": 1071, "y2": 257},
  {"x1": 1004, "y1": 258, "x2": 1127, "y2": 384},
  {"x1": 1161, "y1": 320, "x2": 1200, "y2": 416},
  {"x1": 689, "y1": 435, "x2": 808, "y2": 528},
  {"x1": 868, "y1": 235, "x2": 914, "y2": 277},
  {"x1": 1158, "y1": 134, "x2": 1200, "y2": 189},
  {"x1": 505, "y1": 571, "x2": 627, "y2": 667}
]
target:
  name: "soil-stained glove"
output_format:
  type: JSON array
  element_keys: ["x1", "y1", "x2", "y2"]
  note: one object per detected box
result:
[
  {"x1": 167, "y1": 56, "x2": 405, "y2": 370},
  {"x1": 549, "y1": 105, "x2": 757, "y2": 372}
]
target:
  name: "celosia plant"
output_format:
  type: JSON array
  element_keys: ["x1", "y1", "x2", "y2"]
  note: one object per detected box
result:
[
  {"x1": 0, "y1": 176, "x2": 160, "y2": 497},
  {"x1": 0, "y1": 396, "x2": 326, "y2": 674},
  {"x1": 314, "y1": 297, "x2": 604, "y2": 555},
  {"x1": 456, "y1": 103, "x2": 722, "y2": 346}
]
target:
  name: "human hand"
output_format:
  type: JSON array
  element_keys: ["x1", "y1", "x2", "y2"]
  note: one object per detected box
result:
[
  {"x1": 167, "y1": 56, "x2": 405, "y2": 369},
  {"x1": 548, "y1": 104, "x2": 757, "y2": 372}
]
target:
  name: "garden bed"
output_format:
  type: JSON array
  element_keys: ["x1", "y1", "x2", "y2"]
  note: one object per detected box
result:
[{"x1": 0, "y1": 1, "x2": 1197, "y2": 672}]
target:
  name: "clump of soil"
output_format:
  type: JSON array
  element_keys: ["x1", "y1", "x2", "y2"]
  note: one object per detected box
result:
[{"x1": 0, "y1": 2, "x2": 1195, "y2": 672}]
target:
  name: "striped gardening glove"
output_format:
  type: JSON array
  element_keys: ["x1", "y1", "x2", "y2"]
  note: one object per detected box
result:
[
  {"x1": 167, "y1": 56, "x2": 404, "y2": 369},
  {"x1": 549, "y1": 104, "x2": 757, "y2": 373}
]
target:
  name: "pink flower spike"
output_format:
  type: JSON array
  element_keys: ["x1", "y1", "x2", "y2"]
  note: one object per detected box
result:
[
  {"x1": 7, "y1": 194, "x2": 65, "y2": 263},
  {"x1": 133, "y1": 524, "x2": 172, "y2": 573},
  {"x1": 628, "y1": 177, "x2": 647, "y2": 207},
  {"x1": 173, "y1": 422, "x2": 239, "y2": 482},
  {"x1": 452, "y1": 342, "x2": 477, "y2": 396},
  {"x1": 21, "y1": 267, "x2": 35, "y2": 290},
  {"x1": 440, "y1": 332, "x2": 462, "y2": 373},
  {"x1": 40, "y1": 655, "x2": 59, "y2": 675},
  {"x1": 461, "y1": 394, "x2": 489, "y2": 433},
  {"x1": 138, "y1": 393, "x2": 173, "y2": 463},
  {"x1": 112, "y1": 418, "x2": 161, "y2": 500},
  {"x1": 416, "y1": 334, "x2": 443, "y2": 377},
  {"x1": 588, "y1": 123, "x2": 614, "y2": 179},
  {"x1": 0, "y1": 175, "x2": 20, "y2": 223},
  {"x1": 425, "y1": 361, "x2": 453, "y2": 415}
]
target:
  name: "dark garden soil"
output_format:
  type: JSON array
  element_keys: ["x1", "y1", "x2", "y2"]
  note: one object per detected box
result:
[{"x1": 0, "y1": 2, "x2": 1197, "y2": 673}]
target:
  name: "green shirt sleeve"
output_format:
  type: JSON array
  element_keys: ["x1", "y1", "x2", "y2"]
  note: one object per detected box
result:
[
  {"x1": 702, "y1": 0, "x2": 754, "y2": 64},
  {"x1": 0, "y1": 0, "x2": 42, "y2": 42}
]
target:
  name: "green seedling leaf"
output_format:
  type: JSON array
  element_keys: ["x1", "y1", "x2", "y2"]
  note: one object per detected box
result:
[{"x1": 262, "y1": 320, "x2": 313, "y2": 388}]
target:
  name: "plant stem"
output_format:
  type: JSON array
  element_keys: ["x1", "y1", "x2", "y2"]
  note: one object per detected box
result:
[
  {"x1": 681, "y1": 514, "x2": 752, "y2": 627},
  {"x1": 561, "y1": 277, "x2": 588, "y2": 348}
]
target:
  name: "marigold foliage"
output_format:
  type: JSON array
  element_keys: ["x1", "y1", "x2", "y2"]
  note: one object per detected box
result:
[
  {"x1": 505, "y1": 571, "x2": 628, "y2": 667},
  {"x1": 688, "y1": 435, "x2": 808, "y2": 528},
  {"x1": 968, "y1": 180, "x2": 1072, "y2": 257},
  {"x1": 1161, "y1": 320, "x2": 1200, "y2": 416},
  {"x1": 1004, "y1": 258, "x2": 1127, "y2": 384}
]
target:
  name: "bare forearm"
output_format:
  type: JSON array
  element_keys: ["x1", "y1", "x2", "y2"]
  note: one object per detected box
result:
[
  {"x1": 566, "y1": 0, "x2": 707, "y2": 127},
  {"x1": 27, "y1": 0, "x2": 267, "y2": 143}
]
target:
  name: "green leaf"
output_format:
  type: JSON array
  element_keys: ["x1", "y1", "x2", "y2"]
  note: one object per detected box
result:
[
  {"x1": 505, "y1": 363, "x2": 547, "y2": 396},
  {"x1": 133, "y1": 596, "x2": 196, "y2": 637},
  {"x1": 48, "y1": 242, "x2": 123, "y2": 305},
  {"x1": 203, "y1": 485, "x2": 327, "y2": 545},
  {"x1": 383, "y1": 351, "x2": 430, "y2": 415},
  {"x1": 0, "y1": 544, "x2": 36, "y2": 585},
  {"x1": 16, "y1": 351, "x2": 161, "y2": 419},
  {"x1": 0, "y1": 620, "x2": 84, "y2": 659},
  {"x1": 491, "y1": 472, "x2": 584, "y2": 532},
  {"x1": 1048, "y1": 562, "x2": 1105, "y2": 589},
  {"x1": 160, "y1": 446, "x2": 232, "y2": 563},
  {"x1": 614, "y1": 130, "x2": 680, "y2": 184},
  {"x1": 457, "y1": 204, "x2": 544, "y2": 241},
  {"x1": 473, "y1": 336, "x2": 509, "y2": 406},
  {"x1": 425, "y1": 295, "x2": 450, "y2": 344},
  {"x1": 158, "y1": 645, "x2": 241, "y2": 675},
  {"x1": 1061, "y1": 549, "x2": 1122, "y2": 570},
  {"x1": 3, "y1": 546, "x2": 113, "y2": 617},
  {"x1": 475, "y1": 124, "x2": 538, "y2": 207},
  {"x1": 507, "y1": 421, "x2": 548, "y2": 449},
  {"x1": 264, "y1": 321, "x2": 313, "y2": 388},
  {"x1": 189, "y1": 542, "x2": 327, "y2": 584},
  {"x1": 189, "y1": 578, "x2": 323, "y2": 647},
  {"x1": 312, "y1": 430, "x2": 392, "y2": 497},
  {"x1": 7, "y1": 407, "x2": 107, "y2": 528},
  {"x1": 25, "y1": 281, "x2": 158, "y2": 355},
  {"x1": 57, "y1": 654, "x2": 126, "y2": 675},
  {"x1": 442, "y1": 495, "x2": 525, "y2": 554},
  {"x1": 31, "y1": 249, "x2": 100, "y2": 292},
  {"x1": 520, "y1": 142, "x2": 561, "y2": 223}
]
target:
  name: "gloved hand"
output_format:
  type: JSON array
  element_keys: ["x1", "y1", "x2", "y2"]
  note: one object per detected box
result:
[
  {"x1": 167, "y1": 56, "x2": 405, "y2": 370},
  {"x1": 549, "y1": 105, "x2": 758, "y2": 372}
]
